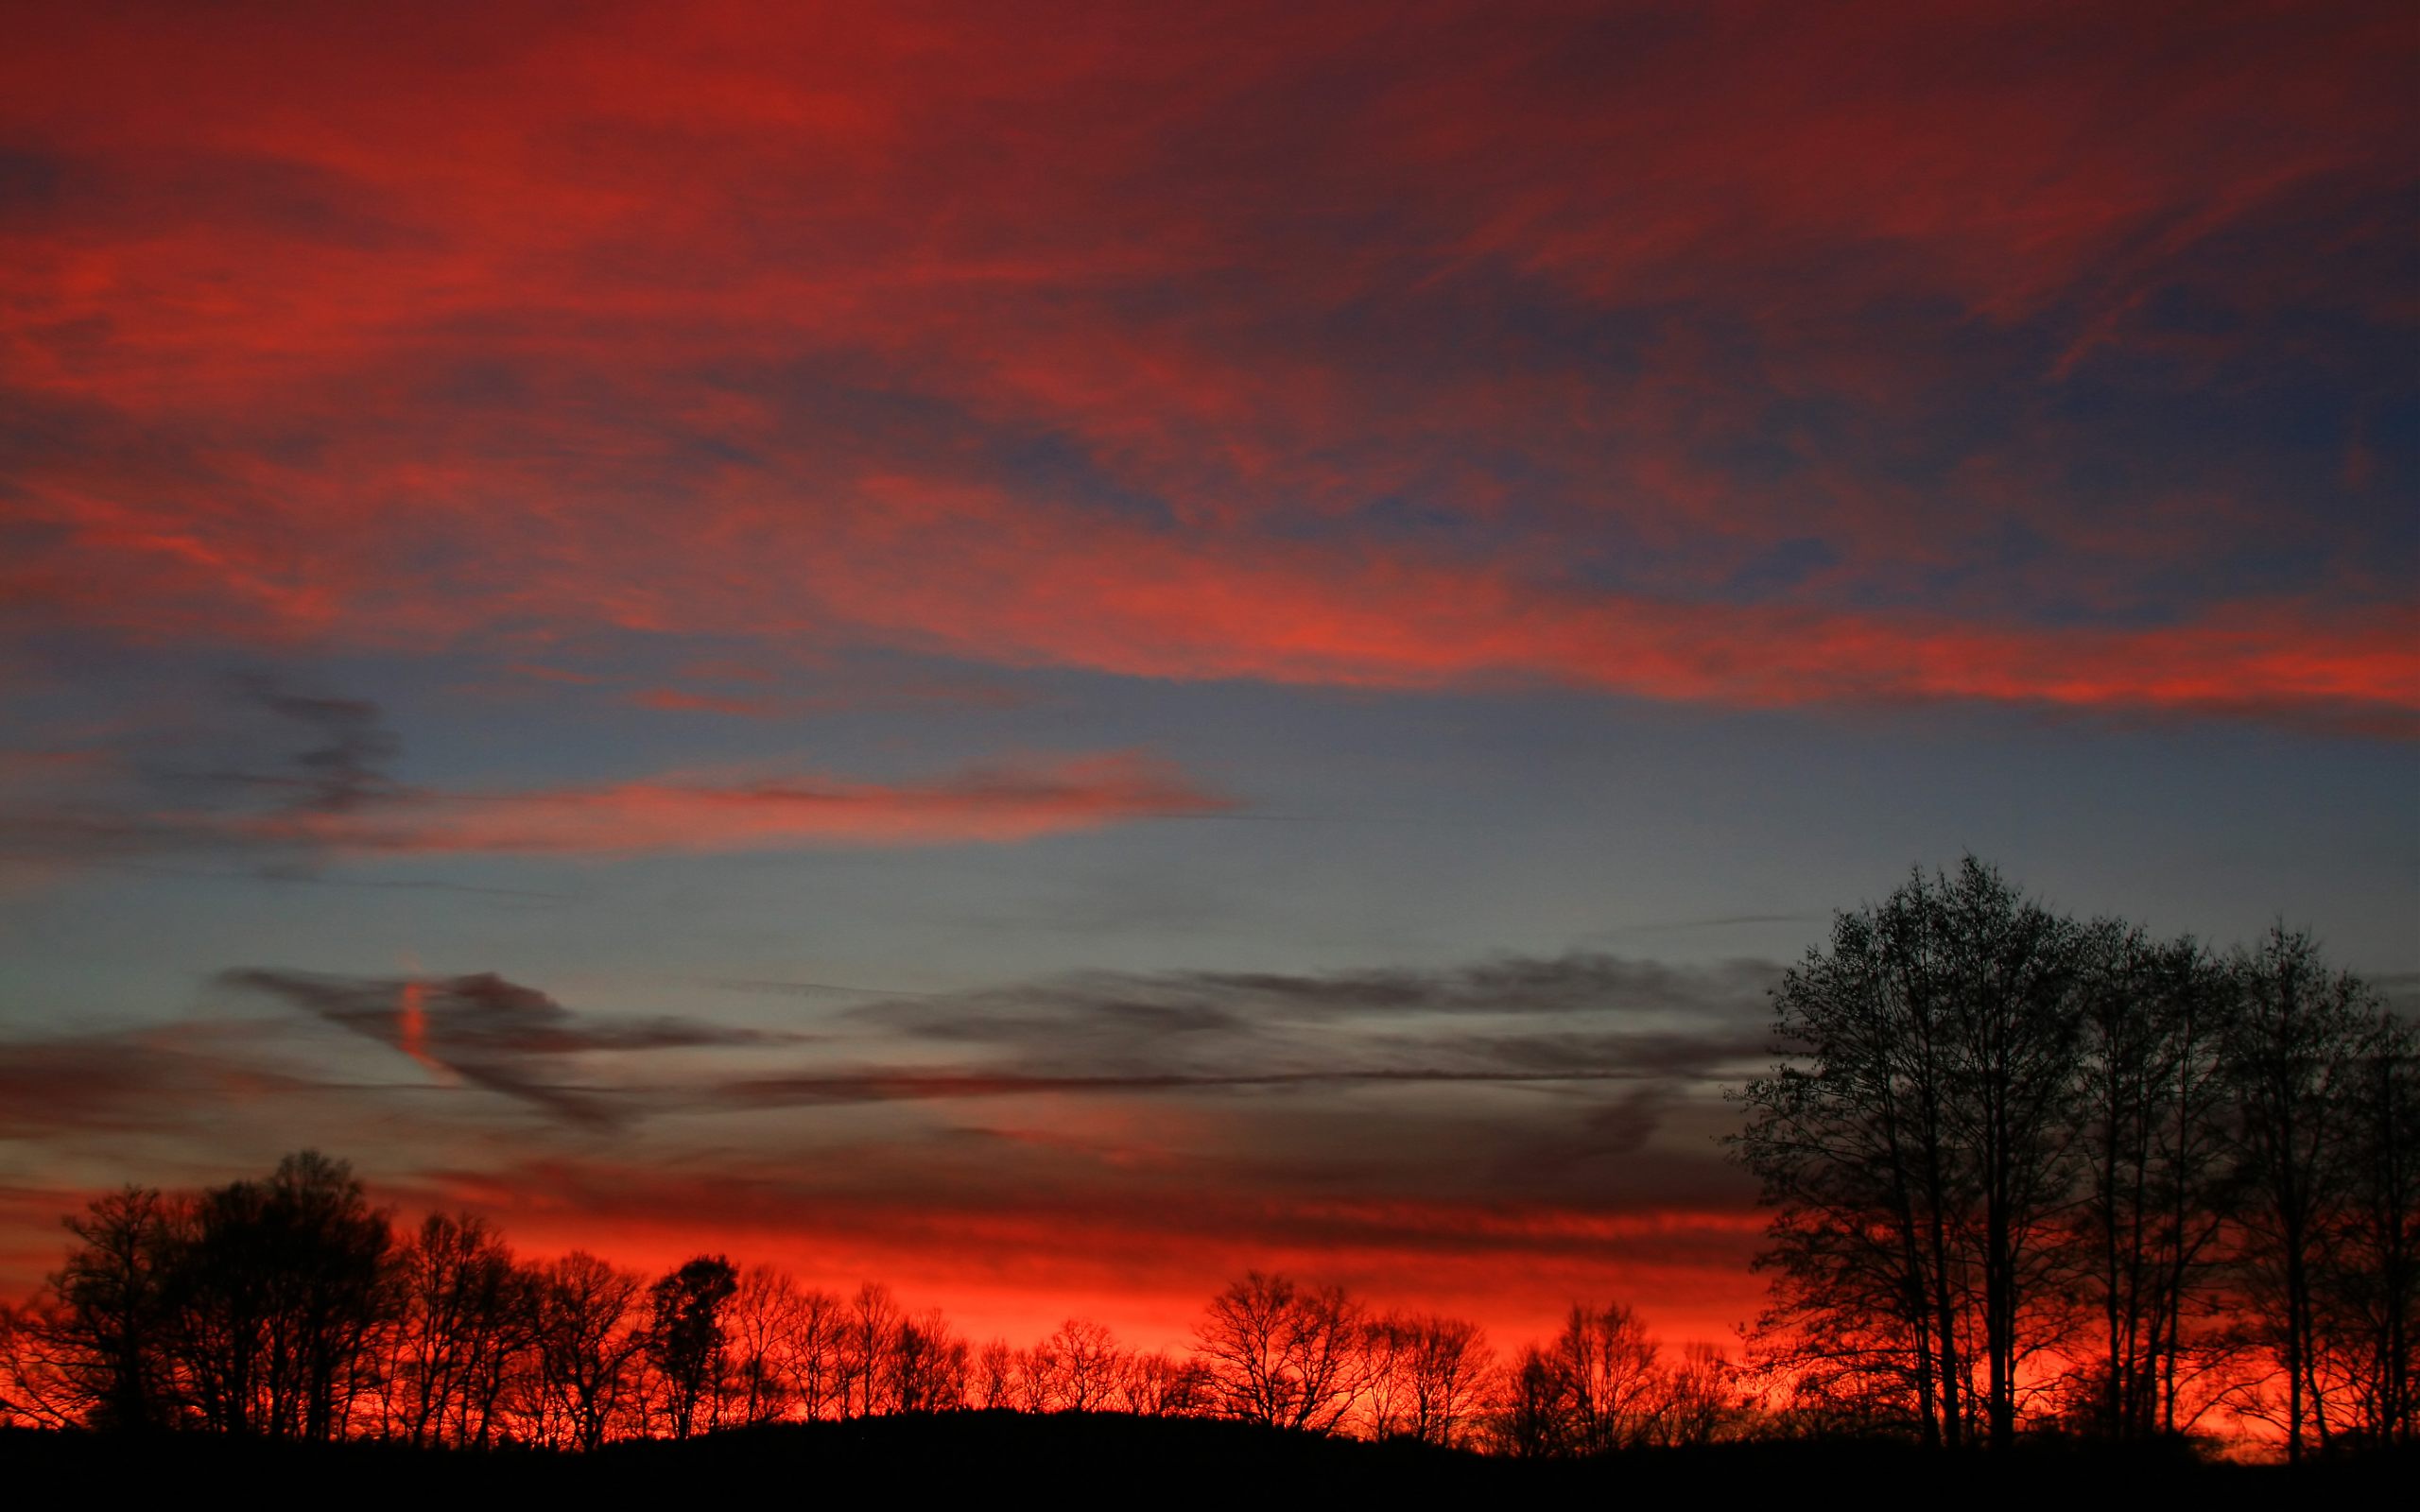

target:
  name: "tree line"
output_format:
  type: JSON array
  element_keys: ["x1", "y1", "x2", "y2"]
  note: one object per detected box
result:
[
  {"x1": 0, "y1": 1154, "x2": 1740, "y2": 1452},
  {"x1": 1735, "y1": 859, "x2": 2414, "y2": 1459}
]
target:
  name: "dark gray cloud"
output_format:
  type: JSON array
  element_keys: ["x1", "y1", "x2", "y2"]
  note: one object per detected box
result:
[
  {"x1": 212, "y1": 674, "x2": 406, "y2": 817},
  {"x1": 730, "y1": 953, "x2": 1788, "y2": 1167},
  {"x1": 0, "y1": 1032, "x2": 376, "y2": 1140},
  {"x1": 4, "y1": 952, "x2": 1781, "y2": 1161},
  {"x1": 720, "y1": 1064, "x2": 1652, "y2": 1108},
  {"x1": 830, "y1": 954, "x2": 1779, "y2": 1112},
  {"x1": 859, "y1": 954, "x2": 1778, "y2": 1032},
  {"x1": 220, "y1": 967, "x2": 785, "y2": 1126},
  {"x1": 0, "y1": 672, "x2": 413, "y2": 869}
]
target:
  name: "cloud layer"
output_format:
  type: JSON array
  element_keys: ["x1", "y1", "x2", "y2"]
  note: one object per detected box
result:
[
  {"x1": 0, "y1": 676, "x2": 1230, "y2": 869},
  {"x1": 3, "y1": 949, "x2": 1778, "y2": 1341},
  {"x1": 2, "y1": 2, "x2": 2409, "y2": 728}
]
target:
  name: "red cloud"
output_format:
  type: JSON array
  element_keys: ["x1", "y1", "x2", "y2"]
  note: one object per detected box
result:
[
  {"x1": 239, "y1": 752, "x2": 1228, "y2": 855},
  {"x1": 1, "y1": 2, "x2": 2411, "y2": 728}
]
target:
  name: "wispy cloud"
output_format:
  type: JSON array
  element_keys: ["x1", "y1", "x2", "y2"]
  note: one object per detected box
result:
[
  {"x1": 2, "y1": 5, "x2": 2409, "y2": 729},
  {"x1": 0, "y1": 675, "x2": 1232, "y2": 871},
  {"x1": 220, "y1": 967, "x2": 786, "y2": 1125},
  {"x1": 240, "y1": 752, "x2": 1231, "y2": 856}
]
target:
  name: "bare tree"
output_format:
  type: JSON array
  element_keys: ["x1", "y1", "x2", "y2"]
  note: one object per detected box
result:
[
  {"x1": 973, "y1": 1337, "x2": 1018, "y2": 1409},
  {"x1": 37, "y1": 1186, "x2": 178, "y2": 1431},
  {"x1": 889, "y1": 1309, "x2": 967, "y2": 1412},
  {"x1": 2218, "y1": 926, "x2": 2373, "y2": 1460},
  {"x1": 1192, "y1": 1271, "x2": 1372, "y2": 1433},
  {"x1": 533, "y1": 1251, "x2": 647, "y2": 1451},
  {"x1": 1037, "y1": 1317, "x2": 1121, "y2": 1411},
  {"x1": 389, "y1": 1212, "x2": 525, "y2": 1446},
  {"x1": 2069, "y1": 925, "x2": 2236, "y2": 1438},
  {"x1": 1363, "y1": 1312, "x2": 1493, "y2": 1446},
  {"x1": 1548, "y1": 1301, "x2": 1665, "y2": 1452},
  {"x1": 778, "y1": 1283, "x2": 848, "y2": 1421},
  {"x1": 725, "y1": 1264, "x2": 804, "y2": 1426},
  {"x1": 840, "y1": 1281, "x2": 903, "y2": 1417},
  {"x1": 1735, "y1": 861, "x2": 2084, "y2": 1448},
  {"x1": 1641, "y1": 1342, "x2": 1735, "y2": 1447},
  {"x1": 2327, "y1": 1008, "x2": 2418, "y2": 1447},
  {"x1": 1115, "y1": 1349, "x2": 1210, "y2": 1417}
]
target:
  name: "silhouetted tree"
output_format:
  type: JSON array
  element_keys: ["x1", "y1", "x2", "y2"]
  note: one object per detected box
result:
[
  {"x1": 533, "y1": 1250, "x2": 647, "y2": 1452},
  {"x1": 40, "y1": 1186, "x2": 178, "y2": 1431},
  {"x1": 1193, "y1": 1271, "x2": 1371, "y2": 1433},
  {"x1": 2328, "y1": 1008, "x2": 2418, "y2": 1447},
  {"x1": 647, "y1": 1254, "x2": 738, "y2": 1439},
  {"x1": 724, "y1": 1264, "x2": 806, "y2": 1426},
  {"x1": 162, "y1": 1152, "x2": 394, "y2": 1440},
  {"x1": 1643, "y1": 1342, "x2": 1737, "y2": 1447},
  {"x1": 1362, "y1": 1311, "x2": 1493, "y2": 1447},
  {"x1": 1522, "y1": 1301, "x2": 1666, "y2": 1452},
  {"x1": 841, "y1": 1281, "x2": 903, "y2": 1417},
  {"x1": 2069, "y1": 924, "x2": 2235, "y2": 1439},
  {"x1": 888, "y1": 1308, "x2": 968, "y2": 1412},
  {"x1": 389, "y1": 1212, "x2": 527, "y2": 1447},
  {"x1": 974, "y1": 1338, "x2": 1018, "y2": 1409},
  {"x1": 2219, "y1": 926, "x2": 2383, "y2": 1460},
  {"x1": 1030, "y1": 1317, "x2": 1120, "y2": 1411},
  {"x1": 1495, "y1": 1344, "x2": 1565, "y2": 1457},
  {"x1": 777, "y1": 1283, "x2": 849, "y2": 1421},
  {"x1": 1735, "y1": 861, "x2": 2085, "y2": 1449},
  {"x1": 1115, "y1": 1349, "x2": 1210, "y2": 1417}
]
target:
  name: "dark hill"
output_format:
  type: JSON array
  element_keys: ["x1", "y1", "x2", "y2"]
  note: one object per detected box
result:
[{"x1": 4, "y1": 1413, "x2": 2406, "y2": 1498}]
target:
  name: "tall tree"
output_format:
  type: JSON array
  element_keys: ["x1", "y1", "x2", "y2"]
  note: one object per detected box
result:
[
  {"x1": 533, "y1": 1251, "x2": 647, "y2": 1452},
  {"x1": 2219, "y1": 925, "x2": 2372, "y2": 1461},
  {"x1": 646, "y1": 1254, "x2": 738, "y2": 1439},
  {"x1": 162, "y1": 1152, "x2": 394, "y2": 1440},
  {"x1": 2328, "y1": 1008, "x2": 2418, "y2": 1447},
  {"x1": 389, "y1": 1212, "x2": 524, "y2": 1446},
  {"x1": 1735, "y1": 860, "x2": 2086, "y2": 1448},
  {"x1": 43, "y1": 1186, "x2": 179, "y2": 1431},
  {"x1": 2069, "y1": 924, "x2": 2236, "y2": 1437}
]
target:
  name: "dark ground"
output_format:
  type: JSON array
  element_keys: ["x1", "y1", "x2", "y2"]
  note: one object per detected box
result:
[{"x1": 2, "y1": 1413, "x2": 2407, "y2": 1500}]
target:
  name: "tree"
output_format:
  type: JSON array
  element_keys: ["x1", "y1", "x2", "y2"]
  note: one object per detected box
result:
[
  {"x1": 2219, "y1": 926, "x2": 2373, "y2": 1460},
  {"x1": 1115, "y1": 1349, "x2": 1210, "y2": 1417},
  {"x1": 1362, "y1": 1312, "x2": 1493, "y2": 1447},
  {"x1": 1030, "y1": 1317, "x2": 1121, "y2": 1411},
  {"x1": 888, "y1": 1309, "x2": 967, "y2": 1412},
  {"x1": 2328, "y1": 1008, "x2": 2418, "y2": 1447},
  {"x1": 774, "y1": 1283, "x2": 847, "y2": 1421},
  {"x1": 162, "y1": 1151, "x2": 394, "y2": 1440},
  {"x1": 1551, "y1": 1301, "x2": 1666, "y2": 1452},
  {"x1": 724, "y1": 1264, "x2": 806, "y2": 1426},
  {"x1": 1192, "y1": 1271, "x2": 1371, "y2": 1433},
  {"x1": 2069, "y1": 924, "x2": 2235, "y2": 1439},
  {"x1": 389, "y1": 1212, "x2": 526, "y2": 1446},
  {"x1": 1733, "y1": 860, "x2": 2086, "y2": 1449},
  {"x1": 840, "y1": 1281, "x2": 903, "y2": 1417},
  {"x1": 646, "y1": 1255, "x2": 738, "y2": 1439},
  {"x1": 41, "y1": 1186, "x2": 178, "y2": 1431},
  {"x1": 533, "y1": 1251, "x2": 647, "y2": 1451}
]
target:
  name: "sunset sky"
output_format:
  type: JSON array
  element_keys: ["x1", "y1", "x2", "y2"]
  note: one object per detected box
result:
[{"x1": 1, "y1": 1, "x2": 2414, "y2": 1355}]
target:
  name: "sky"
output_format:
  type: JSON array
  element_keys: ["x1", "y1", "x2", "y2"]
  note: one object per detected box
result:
[{"x1": 1, "y1": 0, "x2": 2414, "y2": 1355}]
